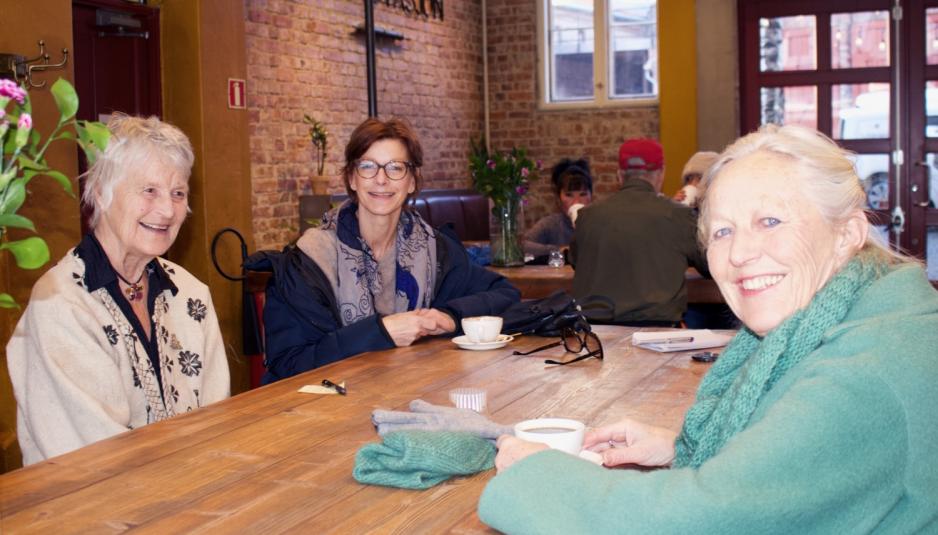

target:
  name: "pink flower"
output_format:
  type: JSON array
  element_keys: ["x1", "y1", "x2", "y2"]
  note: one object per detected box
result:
[
  {"x1": 520, "y1": 167, "x2": 530, "y2": 178},
  {"x1": 0, "y1": 79, "x2": 26, "y2": 104},
  {"x1": 0, "y1": 108, "x2": 5, "y2": 120},
  {"x1": 487, "y1": 159, "x2": 495, "y2": 170},
  {"x1": 17, "y1": 113, "x2": 31, "y2": 130}
]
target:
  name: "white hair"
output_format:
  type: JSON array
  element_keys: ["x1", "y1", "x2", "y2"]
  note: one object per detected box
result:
[
  {"x1": 81, "y1": 114, "x2": 194, "y2": 228},
  {"x1": 698, "y1": 124, "x2": 915, "y2": 266}
]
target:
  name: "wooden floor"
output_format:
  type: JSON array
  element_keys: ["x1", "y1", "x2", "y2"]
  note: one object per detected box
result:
[{"x1": 0, "y1": 326, "x2": 724, "y2": 534}]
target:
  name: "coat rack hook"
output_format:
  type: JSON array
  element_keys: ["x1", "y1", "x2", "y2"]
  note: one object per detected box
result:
[{"x1": 0, "y1": 40, "x2": 69, "y2": 89}]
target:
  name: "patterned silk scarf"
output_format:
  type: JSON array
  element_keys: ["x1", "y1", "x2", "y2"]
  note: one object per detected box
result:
[
  {"x1": 672, "y1": 253, "x2": 885, "y2": 468},
  {"x1": 322, "y1": 201, "x2": 437, "y2": 326}
]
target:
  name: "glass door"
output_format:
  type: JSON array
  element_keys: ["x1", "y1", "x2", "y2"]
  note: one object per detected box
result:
[
  {"x1": 740, "y1": 0, "x2": 938, "y2": 280},
  {"x1": 907, "y1": 0, "x2": 938, "y2": 279}
]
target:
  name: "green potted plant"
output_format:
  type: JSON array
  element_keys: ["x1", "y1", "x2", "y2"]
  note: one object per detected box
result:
[
  {"x1": 1, "y1": 77, "x2": 109, "y2": 308},
  {"x1": 299, "y1": 114, "x2": 330, "y2": 233},
  {"x1": 469, "y1": 138, "x2": 539, "y2": 267},
  {"x1": 303, "y1": 114, "x2": 328, "y2": 195}
]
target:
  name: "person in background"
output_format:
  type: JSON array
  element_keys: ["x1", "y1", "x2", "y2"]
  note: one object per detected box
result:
[
  {"x1": 250, "y1": 118, "x2": 520, "y2": 383},
  {"x1": 523, "y1": 158, "x2": 593, "y2": 258},
  {"x1": 7, "y1": 115, "x2": 230, "y2": 465},
  {"x1": 570, "y1": 138, "x2": 708, "y2": 326},
  {"x1": 673, "y1": 150, "x2": 719, "y2": 209},
  {"x1": 479, "y1": 124, "x2": 938, "y2": 533}
]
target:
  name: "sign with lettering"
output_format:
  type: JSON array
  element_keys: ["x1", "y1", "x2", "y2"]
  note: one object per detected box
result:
[{"x1": 377, "y1": 0, "x2": 443, "y2": 20}]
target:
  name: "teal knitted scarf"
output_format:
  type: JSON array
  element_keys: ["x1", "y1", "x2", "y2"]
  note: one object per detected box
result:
[{"x1": 673, "y1": 254, "x2": 885, "y2": 469}]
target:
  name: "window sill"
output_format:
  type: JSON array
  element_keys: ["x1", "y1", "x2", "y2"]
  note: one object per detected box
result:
[{"x1": 535, "y1": 97, "x2": 659, "y2": 112}]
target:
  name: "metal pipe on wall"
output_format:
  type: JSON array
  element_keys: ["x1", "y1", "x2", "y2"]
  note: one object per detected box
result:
[
  {"x1": 482, "y1": 0, "x2": 490, "y2": 152},
  {"x1": 364, "y1": 0, "x2": 378, "y2": 117}
]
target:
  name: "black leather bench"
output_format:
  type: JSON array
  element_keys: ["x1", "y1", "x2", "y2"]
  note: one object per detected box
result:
[
  {"x1": 410, "y1": 189, "x2": 490, "y2": 242},
  {"x1": 314, "y1": 188, "x2": 490, "y2": 242}
]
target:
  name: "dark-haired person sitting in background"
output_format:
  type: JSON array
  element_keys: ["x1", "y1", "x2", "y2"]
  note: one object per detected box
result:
[
  {"x1": 248, "y1": 118, "x2": 520, "y2": 384},
  {"x1": 523, "y1": 158, "x2": 593, "y2": 258}
]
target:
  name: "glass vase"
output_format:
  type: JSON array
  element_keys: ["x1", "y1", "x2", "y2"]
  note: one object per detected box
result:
[{"x1": 490, "y1": 197, "x2": 524, "y2": 267}]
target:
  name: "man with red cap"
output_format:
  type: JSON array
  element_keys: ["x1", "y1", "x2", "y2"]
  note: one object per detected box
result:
[{"x1": 569, "y1": 138, "x2": 709, "y2": 326}]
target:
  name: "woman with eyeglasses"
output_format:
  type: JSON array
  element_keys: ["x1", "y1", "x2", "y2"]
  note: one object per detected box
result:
[{"x1": 249, "y1": 118, "x2": 520, "y2": 383}]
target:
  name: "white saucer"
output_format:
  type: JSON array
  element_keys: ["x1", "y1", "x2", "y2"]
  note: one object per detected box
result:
[{"x1": 452, "y1": 334, "x2": 514, "y2": 351}]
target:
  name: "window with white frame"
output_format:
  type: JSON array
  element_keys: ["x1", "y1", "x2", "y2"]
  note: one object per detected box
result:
[{"x1": 539, "y1": 0, "x2": 658, "y2": 106}]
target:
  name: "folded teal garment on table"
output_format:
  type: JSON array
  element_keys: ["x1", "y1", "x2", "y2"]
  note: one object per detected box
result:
[{"x1": 353, "y1": 430, "x2": 496, "y2": 490}]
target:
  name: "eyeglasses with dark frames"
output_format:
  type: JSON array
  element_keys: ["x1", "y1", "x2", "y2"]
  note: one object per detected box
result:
[
  {"x1": 354, "y1": 159, "x2": 414, "y2": 181},
  {"x1": 512, "y1": 321, "x2": 603, "y2": 366}
]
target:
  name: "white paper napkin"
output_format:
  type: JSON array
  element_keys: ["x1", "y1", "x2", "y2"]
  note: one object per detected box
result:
[
  {"x1": 298, "y1": 382, "x2": 346, "y2": 395},
  {"x1": 632, "y1": 329, "x2": 733, "y2": 352}
]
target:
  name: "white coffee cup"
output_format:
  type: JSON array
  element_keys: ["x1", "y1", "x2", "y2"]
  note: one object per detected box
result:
[
  {"x1": 567, "y1": 203, "x2": 585, "y2": 226},
  {"x1": 461, "y1": 316, "x2": 503, "y2": 344},
  {"x1": 514, "y1": 418, "x2": 585, "y2": 455},
  {"x1": 679, "y1": 184, "x2": 698, "y2": 207}
]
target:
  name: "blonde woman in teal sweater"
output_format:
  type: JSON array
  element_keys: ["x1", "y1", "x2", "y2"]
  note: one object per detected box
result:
[{"x1": 479, "y1": 125, "x2": 938, "y2": 534}]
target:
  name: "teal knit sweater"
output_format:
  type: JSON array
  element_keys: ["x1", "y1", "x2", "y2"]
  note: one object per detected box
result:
[{"x1": 479, "y1": 264, "x2": 938, "y2": 534}]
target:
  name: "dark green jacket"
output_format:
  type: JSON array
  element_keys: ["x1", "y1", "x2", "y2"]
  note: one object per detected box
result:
[{"x1": 570, "y1": 180, "x2": 708, "y2": 323}]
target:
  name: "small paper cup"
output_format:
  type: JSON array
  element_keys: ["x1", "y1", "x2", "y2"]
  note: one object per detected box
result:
[{"x1": 449, "y1": 387, "x2": 487, "y2": 413}]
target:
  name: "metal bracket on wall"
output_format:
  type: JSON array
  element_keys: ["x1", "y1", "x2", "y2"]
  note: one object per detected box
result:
[{"x1": 0, "y1": 40, "x2": 69, "y2": 89}]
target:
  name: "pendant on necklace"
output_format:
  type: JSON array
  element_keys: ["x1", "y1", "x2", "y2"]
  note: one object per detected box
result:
[
  {"x1": 124, "y1": 282, "x2": 144, "y2": 302},
  {"x1": 115, "y1": 269, "x2": 146, "y2": 302}
]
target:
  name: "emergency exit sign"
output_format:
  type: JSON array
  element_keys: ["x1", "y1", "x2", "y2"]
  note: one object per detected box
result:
[{"x1": 228, "y1": 78, "x2": 246, "y2": 109}]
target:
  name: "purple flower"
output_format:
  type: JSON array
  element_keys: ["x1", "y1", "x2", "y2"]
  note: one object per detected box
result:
[
  {"x1": 17, "y1": 113, "x2": 31, "y2": 130},
  {"x1": 0, "y1": 79, "x2": 26, "y2": 104},
  {"x1": 536, "y1": 160, "x2": 543, "y2": 170},
  {"x1": 520, "y1": 167, "x2": 530, "y2": 178},
  {"x1": 487, "y1": 159, "x2": 495, "y2": 170}
]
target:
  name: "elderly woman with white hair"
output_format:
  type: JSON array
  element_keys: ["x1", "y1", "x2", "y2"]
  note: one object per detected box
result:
[
  {"x1": 6, "y1": 115, "x2": 229, "y2": 465},
  {"x1": 480, "y1": 125, "x2": 938, "y2": 533}
]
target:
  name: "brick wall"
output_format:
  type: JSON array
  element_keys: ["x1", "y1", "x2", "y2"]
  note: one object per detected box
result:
[
  {"x1": 245, "y1": 0, "x2": 662, "y2": 248},
  {"x1": 485, "y1": 0, "x2": 659, "y2": 226},
  {"x1": 245, "y1": 0, "x2": 483, "y2": 249}
]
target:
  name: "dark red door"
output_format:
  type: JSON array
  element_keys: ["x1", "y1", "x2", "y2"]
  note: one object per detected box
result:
[{"x1": 72, "y1": 0, "x2": 161, "y2": 232}]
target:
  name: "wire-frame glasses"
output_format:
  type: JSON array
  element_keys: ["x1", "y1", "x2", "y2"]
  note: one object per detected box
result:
[
  {"x1": 512, "y1": 321, "x2": 603, "y2": 366},
  {"x1": 354, "y1": 159, "x2": 414, "y2": 180}
]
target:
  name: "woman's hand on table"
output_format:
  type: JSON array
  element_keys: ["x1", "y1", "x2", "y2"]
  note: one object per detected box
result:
[
  {"x1": 583, "y1": 419, "x2": 678, "y2": 468},
  {"x1": 414, "y1": 308, "x2": 456, "y2": 335},
  {"x1": 494, "y1": 435, "x2": 549, "y2": 473},
  {"x1": 382, "y1": 309, "x2": 456, "y2": 346},
  {"x1": 382, "y1": 311, "x2": 440, "y2": 346}
]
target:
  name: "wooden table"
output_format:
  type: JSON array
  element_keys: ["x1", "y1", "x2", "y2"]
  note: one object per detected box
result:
[
  {"x1": 0, "y1": 326, "x2": 724, "y2": 534},
  {"x1": 488, "y1": 265, "x2": 724, "y2": 304}
]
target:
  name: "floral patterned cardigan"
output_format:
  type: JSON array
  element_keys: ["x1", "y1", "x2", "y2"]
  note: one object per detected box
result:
[{"x1": 6, "y1": 246, "x2": 230, "y2": 465}]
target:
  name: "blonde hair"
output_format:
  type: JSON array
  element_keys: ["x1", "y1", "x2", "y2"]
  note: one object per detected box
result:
[
  {"x1": 81, "y1": 114, "x2": 194, "y2": 228},
  {"x1": 698, "y1": 124, "x2": 914, "y2": 265}
]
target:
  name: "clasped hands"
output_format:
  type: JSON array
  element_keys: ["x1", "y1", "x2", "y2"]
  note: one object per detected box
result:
[
  {"x1": 494, "y1": 418, "x2": 679, "y2": 473},
  {"x1": 381, "y1": 308, "x2": 457, "y2": 347}
]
